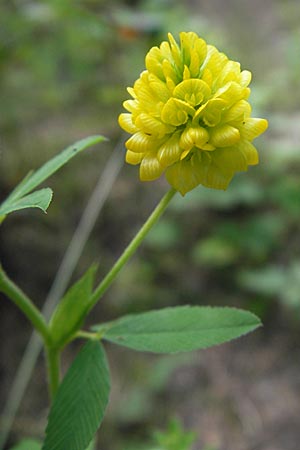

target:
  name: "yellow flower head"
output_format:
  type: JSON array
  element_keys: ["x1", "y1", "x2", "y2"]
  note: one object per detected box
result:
[{"x1": 119, "y1": 32, "x2": 268, "y2": 195}]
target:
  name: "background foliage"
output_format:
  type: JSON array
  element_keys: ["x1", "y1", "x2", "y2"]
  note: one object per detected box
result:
[{"x1": 1, "y1": 0, "x2": 300, "y2": 449}]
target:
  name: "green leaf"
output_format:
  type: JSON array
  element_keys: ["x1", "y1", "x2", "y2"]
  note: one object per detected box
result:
[
  {"x1": 49, "y1": 264, "x2": 98, "y2": 347},
  {"x1": 0, "y1": 188, "x2": 53, "y2": 216},
  {"x1": 9, "y1": 439, "x2": 42, "y2": 450},
  {"x1": 93, "y1": 306, "x2": 261, "y2": 353},
  {"x1": 7, "y1": 135, "x2": 106, "y2": 201},
  {"x1": 43, "y1": 341, "x2": 110, "y2": 450},
  {"x1": 0, "y1": 135, "x2": 106, "y2": 218}
]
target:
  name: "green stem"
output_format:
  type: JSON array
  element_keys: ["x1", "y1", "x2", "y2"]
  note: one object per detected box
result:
[
  {"x1": 75, "y1": 330, "x2": 100, "y2": 340},
  {"x1": 45, "y1": 346, "x2": 61, "y2": 401},
  {"x1": 0, "y1": 265, "x2": 51, "y2": 344},
  {"x1": 88, "y1": 188, "x2": 177, "y2": 311}
]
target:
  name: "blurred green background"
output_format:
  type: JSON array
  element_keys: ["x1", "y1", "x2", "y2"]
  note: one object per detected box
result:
[{"x1": 1, "y1": 0, "x2": 300, "y2": 449}]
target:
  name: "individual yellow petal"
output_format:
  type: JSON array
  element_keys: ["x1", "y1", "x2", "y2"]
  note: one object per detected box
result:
[
  {"x1": 194, "y1": 98, "x2": 227, "y2": 127},
  {"x1": 189, "y1": 37, "x2": 207, "y2": 77},
  {"x1": 135, "y1": 113, "x2": 175, "y2": 138},
  {"x1": 180, "y1": 148, "x2": 192, "y2": 160},
  {"x1": 217, "y1": 60, "x2": 241, "y2": 85},
  {"x1": 145, "y1": 46, "x2": 164, "y2": 80},
  {"x1": 127, "y1": 87, "x2": 137, "y2": 99},
  {"x1": 161, "y1": 98, "x2": 194, "y2": 126},
  {"x1": 239, "y1": 118, "x2": 268, "y2": 140},
  {"x1": 162, "y1": 59, "x2": 179, "y2": 84},
  {"x1": 165, "y1": 157, "x2": 201, "y2": 195},
  {"x1": 160, "y1": 40, "x2": 172, "y2": 60},
  {"x1": 183, "y1": 65, "x2": 191, "y2": 80},
  {"x1": 222, "y1": 100, "x2": 251, "y2": 123},
  {"x1": 204, "y1": 162, "x2": 233, "y2": 190},
  {"x1": 140, "y1": 153, "x2": 164, "y2": 181},
  {"x1": 214, "y1": 81, "x2": 248, "y2": 105},
  {"x1": 149, "y1": 79, "x2": 170, "y2": 102},
  {"x1": 213, "y1": 146, "x2": 248, "y2": 172},
  {"x1": 157, "y1": 132, "x2": 182, "y2": 167},
  {"x1": 239, "y1": 70, "x2": 252, "y2": 87},
  {"x1": 179, "y1": 126, "x2": 209, "y2": 150},
  {"x1": 173, "y1": 79, "x2": 211, "y2": 106},
  {"x1": 203, "y1": 45, "x2": 228, "y2": 80},
  {"x1": 118, "y1": 113, "x2": 139, "y2": 134},
  {"x1": 167, "y1": 32, "x2": 183, "y2": 70},
  {"x1": 188, "y1": 50, "x2": 200, "y2": 79},
  {"x1": 210, "y1": 124, "x2": 240, "y2": 147},
  {"x1": 237, "y1": 140, "x2": 259, "y2": 165},
  {"x1": 126, "y1": 150, "x2": 144, "y2": 165},
  {"x1": 135, "y1": 83, "x2": 157, "y2": 109},
  {"x1": 201, "y1": 143, "x2": 216, "y2": 151},
  {"x1": 166, "y1": 76, "x2": 176, "y2": 93},
  {"x1": 126, "y1": 131, "x2": 157, "y2": 153},
  {"x1": 123, "y1": 99, "x2": 140, "y2": 114},
  {"x1": 201, "y1": 68, "x2": 213, "y2": 87}
]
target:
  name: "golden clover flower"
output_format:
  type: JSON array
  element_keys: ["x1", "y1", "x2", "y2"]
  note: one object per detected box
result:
[{"x1": 119, "y1": 32, "x2": 268, "y2": 195}]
